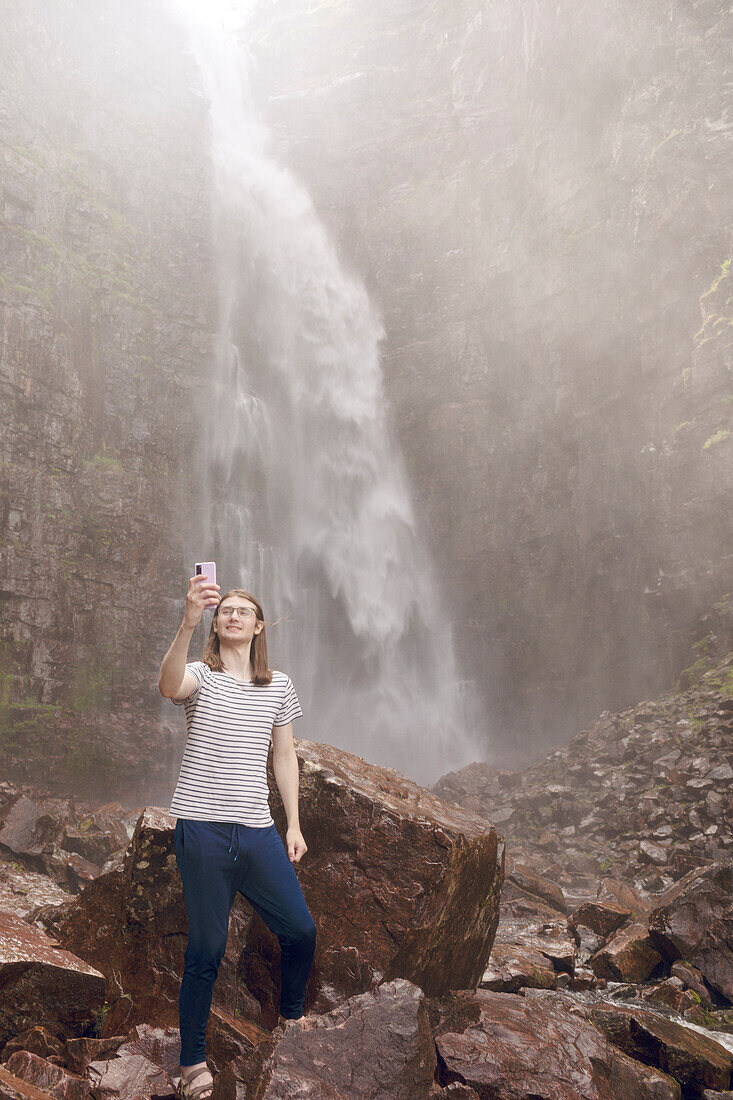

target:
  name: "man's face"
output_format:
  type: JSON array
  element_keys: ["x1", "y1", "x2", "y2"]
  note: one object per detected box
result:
[{"x1": 215, "y1": 599, "x2": 263, "y2": 643}]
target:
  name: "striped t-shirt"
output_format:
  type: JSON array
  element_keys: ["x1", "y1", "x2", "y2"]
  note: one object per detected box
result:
[{"x1": 168, "y1": 661, "x2": 303, "y2": 827}]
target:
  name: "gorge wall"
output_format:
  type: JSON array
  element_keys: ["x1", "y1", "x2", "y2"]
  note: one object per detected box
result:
[
  {"x1": 245, "y1": 0, "x2": 732, "y2": 763},
  {"x1": 0, "y1": 0, "x2": 730, "y2": 789},
  {"x1": 0, "y1": 0, "x2": 214, "y2": 793}
]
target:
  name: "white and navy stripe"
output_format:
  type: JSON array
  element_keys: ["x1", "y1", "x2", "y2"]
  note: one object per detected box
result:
[{"x1": 168, "y1": 661, "x2": 303, "y2": 827}]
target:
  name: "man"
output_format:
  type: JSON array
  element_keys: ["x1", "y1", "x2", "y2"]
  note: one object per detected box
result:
[{"x1": 159, "y1": 573, "x2": 316, "y2": 1100}]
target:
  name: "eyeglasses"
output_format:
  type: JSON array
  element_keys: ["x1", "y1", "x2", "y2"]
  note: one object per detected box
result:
[{"x1": 218, "y1": 606, "x2": 257, "y2": 619}]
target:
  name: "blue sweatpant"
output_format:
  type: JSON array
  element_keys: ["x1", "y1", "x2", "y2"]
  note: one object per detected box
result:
[{"x1": 173, "y1": 818, "x2": 317, "y2": 1064}]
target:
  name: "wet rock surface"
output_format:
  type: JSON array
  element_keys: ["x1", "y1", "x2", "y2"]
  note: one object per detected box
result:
[
  {"x1": 588, "y1": 1003, "x2": 733, "y2": 1096},
  {"x1": 588, "y1": 921, "x2": 665, "y2": 983},
  {"x1": 430, "y1": 987, "x2": 682, "y2": 1099},
  {"x1": 432, "y1": 656, "x2": 733, "y2": 888},
  {"x1": 649, "y1": 862, "x2": 733, "y2": 1003},
  {"x1": 427, "y1": 658, "x2": 733, "y2": 1095},
  {"x1": 48, "y1": 741, "x2": 502, "y2": 1034},
  {"x1": 0, "y1": 908, "x2": 105, "y2": 1048},
  {"x1": 266, "y1": 739, "x2": 504, "y2": 1004},
  {"x1": 239, "y1": 978, "x2": 438, "y2": 1100}
]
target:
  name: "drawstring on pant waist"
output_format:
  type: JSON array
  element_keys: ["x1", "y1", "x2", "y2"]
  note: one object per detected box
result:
[{"x1": 228, "y1": 822, "x2": 240, "y2": 862}]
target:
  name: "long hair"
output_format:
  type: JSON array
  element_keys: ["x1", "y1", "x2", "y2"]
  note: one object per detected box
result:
[{"x1": 202, "y1": 588, "x2": 273, "y2": 686}]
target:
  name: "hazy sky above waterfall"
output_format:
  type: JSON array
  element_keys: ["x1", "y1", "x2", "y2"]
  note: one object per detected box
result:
[{"x1": 172, "y1": 0, "x2": 255, "y2": 30}]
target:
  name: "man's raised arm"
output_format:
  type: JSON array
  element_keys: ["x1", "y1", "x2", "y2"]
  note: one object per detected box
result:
[{"x1": 158, "y1": 573, "x2": 220, "y2": 698}]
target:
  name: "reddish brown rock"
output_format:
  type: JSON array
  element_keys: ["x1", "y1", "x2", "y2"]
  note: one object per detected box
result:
[
  {"x1": 589, "y1": 1003, "x2": 733, "y2": 1096},
  {"x1": 0, "y1": 1028, "x2": 67, "y2": 1067},
  {"x1": 497, "y1": 882, "x2": 576, "y2": 974},
  {"x1": 62, "y1": 1037, "x2": 128, "y2": 1078},
  {"x1": 565, "y1": 967, "x2": 599, "y2": 992},
  {"x1": 597, "y1": 877, "x2": 652, "y2": 920},
  {"x1": 0, "y1": 1062, "x2": 59, "y2": 1100},
  {"x1": 589, "y1": 921, "x2": 664, "y2": 982},
  {"x1": 671, "y1": 962, "x2": 714, "y2": 1008},
  {"x1": 641, "y1": 979, "x2": 702, "y2": 1014},
  {"x1": 0, "y1": 908, "x2": 105, "y2": 1047},
  {"x1": 505, "y1": 861, "x2": 567, "y2": 914},
  {"x1": 52, "y1": 811, "x2": 265, "y2": 1036},
  {"x1": 0, "y1": 797, "x2": 62, "y2": 864},
  {"x1": 113, "y1": 1018, "x2": 269, "y2": 1082},
  {"x1": 0, "y1": 861, "x2": 74, "y2": 923},
  {"x1": 649, "y1": 861, "x2": 733, "y2": 1002},
  {"x1": 49, "y1": 809, "x2": 193, "y2": 1037},
  {"x1": 608, "y1": 1047, "x2": 682, "y2": 1100},
  {"x1": 85, "y1": 1052, "x2": 171, "y2": 1100},
  {"x1": 221, "y1": 978, "x2": 436, "y2": 1100},
  {"x1": 430, "y1": 988, "x2": 680, "y2": 1099},
  {"x1": 480, "y1": 943, "x2": 557, "y2": 993},
  {"x1": 266, "y1": 740, "x2": 504, "y2": 1003},
  {"x1": 61, "y1": 810, "x2": 129, "y2": 868},
  {"x1": 3, "y1": 1052, "x2": 89, "y2": 1100},
  {"x1": 104, "y1": 1024, "x2": 187, "y2": 1085},
  {"x1": 569, "y1": 900, "x2": 631, "y2": 938}
]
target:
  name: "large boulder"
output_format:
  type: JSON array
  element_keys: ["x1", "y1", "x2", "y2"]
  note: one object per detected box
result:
[
  {"x1": 504, "y1": 859, "x2": 567, "y2": 914},
  {"x1": 648, "y1": 861, "x2": 733, "y2": 1003},
  {"x1": 47, "y1": 822, "x2": 275, "y2": 1042},
  {"x1": 47, "y1": 807, "x2": 253, "y2": 1037},
  {"x1": 569, "y1": 901, "x2": 632, "y2": 939},
  {"x1": 266, "y1": 739, "x2": 504, "y2": 1002}
]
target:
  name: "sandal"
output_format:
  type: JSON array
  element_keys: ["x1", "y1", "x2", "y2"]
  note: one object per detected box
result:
[{"x1": 176, "y1": 1066, "x2": 214, "y2": 1100}]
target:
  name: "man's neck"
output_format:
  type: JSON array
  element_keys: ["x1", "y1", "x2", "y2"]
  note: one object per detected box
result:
[{"x1": 219, "y1": 641, "x2": 253, "y2": 681}]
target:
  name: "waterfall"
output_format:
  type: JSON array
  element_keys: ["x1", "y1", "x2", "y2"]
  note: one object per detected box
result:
[{"x1": 168, "y1": 0, "x2": 484, "y2": 785}]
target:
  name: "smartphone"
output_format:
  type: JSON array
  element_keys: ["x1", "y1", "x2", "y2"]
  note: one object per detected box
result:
[{"x1": 195, "y1": 561, "x2": 217, "y2": 598}]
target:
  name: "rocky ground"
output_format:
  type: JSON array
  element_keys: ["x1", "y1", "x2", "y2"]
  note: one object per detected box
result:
[
  {"x1": 0, "y1": 658, "x2": 731, "y2": 1098},
  {"x1": 428, "y1": 650, "x2": 733, "y2": 1098},
  {"x1": 432, "y1": 652, "x2": 733, "y2": 892}
]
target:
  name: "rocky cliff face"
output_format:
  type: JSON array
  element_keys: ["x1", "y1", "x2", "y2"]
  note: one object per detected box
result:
[
  {"x1": 245, "y1": 0, "x2": 732, "y2": 762},
  {"x1": 0, "y1": 1, "x2": 215, "y2": 792},
  {"x1": 1, "y1": 0, "x2": 730, "y2": 786}
]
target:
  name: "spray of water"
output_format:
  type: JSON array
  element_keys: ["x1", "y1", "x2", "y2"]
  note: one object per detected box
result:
[{"x1": 167, "y1": 0, "x2": 485, "y2": 784}]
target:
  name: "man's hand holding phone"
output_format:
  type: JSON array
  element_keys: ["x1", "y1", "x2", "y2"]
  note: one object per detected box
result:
[{"x1": 184, "y1": 570, "x2": 220, "y2": 628}]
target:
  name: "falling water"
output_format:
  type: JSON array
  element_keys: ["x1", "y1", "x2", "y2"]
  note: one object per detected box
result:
[{"x1": 168, "y1": 0, "x2": 484, "y2": 785}]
